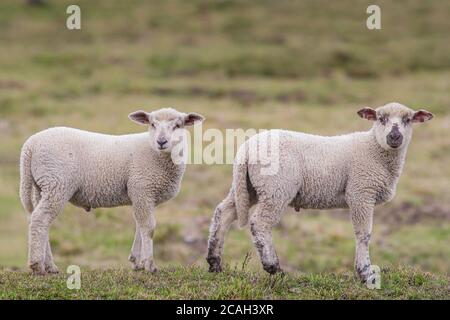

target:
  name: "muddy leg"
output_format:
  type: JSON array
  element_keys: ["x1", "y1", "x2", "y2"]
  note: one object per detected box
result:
[
  {"x1": 350, "y1": 204, "x2": 374, "y2": 283},
  {"x1": 129, "y1": 224, "x2": 143, "y2": 270},
  {"x1": 249, "y1": 201, "x2": 285, "y2": 275},
  {"x1": 207, "y1": 192, "x2": 237, "y2": 272}
]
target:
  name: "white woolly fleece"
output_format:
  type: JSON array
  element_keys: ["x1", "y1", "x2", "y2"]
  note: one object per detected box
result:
[{"x1": 20, "y1": 127, "x2": 185, "y2": 214}]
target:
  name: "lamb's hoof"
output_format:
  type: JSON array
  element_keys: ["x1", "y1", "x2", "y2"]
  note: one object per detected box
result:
[
  {"x1": 128, "y1": 254, "x2": 137, "y2": 263},
  {"x1": 263, "y1": 263, "x2": 282, "y2": 275},
  {"x1": 143, "y1": 260, "x2": 158, "y2": 274},
  {"x1": 45, "y1": 262, "x2": 59, "y2": 274},
  {"x1": 29, "y1": 262, "x2": 46, "y2": 276},
  {"x1": 357, "y1": 274, "x2": 369, "y2": 284},
  {"x1": 129, "y1": 255, "x2": 144, "y2": 271},
  {"x1": 208, "y1": 264, "x2": 223, "y2": 273},
  {"x1": 206, "y1": 256, "x2": 222, "y2": 273},
  {"x1": 356, "y1": 264, "x2": 375, "y2": 283},
  {"x1": 132, "y1": 264, "x2": 144, "y2": 271}
]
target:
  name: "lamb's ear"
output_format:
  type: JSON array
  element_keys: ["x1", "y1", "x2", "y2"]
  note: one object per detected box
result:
[
  {"x1": 357, "y1": 107, "x2": 377, "y2": 121},
  {"x1": 412, "y1": 109, "x2": 433, "y2": 123},
  {"x1": 129, "y1": 110, "x2": 151, "y2": 125},
  {"x1": 184, "y1": 112, "x2": 205, "y2": 126}
]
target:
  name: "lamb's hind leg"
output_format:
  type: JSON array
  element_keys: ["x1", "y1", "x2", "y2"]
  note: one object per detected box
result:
[
  {"x1": 250, "y1": 201, "x2": 286, "y2": 275},
  {"x1": 32, "y1": 187, "x2": 59, "y2": 274},
  {"x1": 28, "y1": 196, "x2": 65, "y2": 275},
  {"x1": 44, "y1": 237, "x2": 59, "y2": 274},
  {"x1": 207, "y1": 191, "x2": 237, "y2": 272}
]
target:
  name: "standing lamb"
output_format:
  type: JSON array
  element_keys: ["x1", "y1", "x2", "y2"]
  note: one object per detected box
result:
[
  {"x1": 20, "y1": 107, "x2": 204, "y2": 275},
  {"x1": 206, "y1": 102, "x2": 433, "y2": 282}
]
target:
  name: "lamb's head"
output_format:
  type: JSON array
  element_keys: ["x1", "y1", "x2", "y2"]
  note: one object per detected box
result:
[
  {"x1": 358, "y1": 102, "x2": 433, "y2": 151},
  {"x1": 129, "y1": 107, "x2": 205, "y2": 153}
]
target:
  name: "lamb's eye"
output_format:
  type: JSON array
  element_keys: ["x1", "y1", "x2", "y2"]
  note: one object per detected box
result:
[
  {"x1": 151, "y1": 123, "x2": 156, "y2": 128},
  {"x1": 403, "y1": 117, "x2": 411, "y2": 125},
  {"x1": 174, "y1": 124, "x2": 181, "y2": 129},
  {"x1": 379, "y1": 117, "x2": 387, "y2": 125}
]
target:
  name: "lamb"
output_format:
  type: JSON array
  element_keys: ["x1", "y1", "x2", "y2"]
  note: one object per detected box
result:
[
  {"x1": 206, "y1": 102, "x2": 433, "y2": 282},
  {"x1": 19, "y1": 107, "x2": 204, "y2": 275}
]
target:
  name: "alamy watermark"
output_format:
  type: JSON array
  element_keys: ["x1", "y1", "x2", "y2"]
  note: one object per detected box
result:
[
  {"x1": 66, "y1": 4, "x2": 382, "y2": 31},
  {"x1": 366, "y1": 265, "x2": 381, "y2": 289},
  {"x1": 66, "y1": 265, "x2": 81, "y2": 290},
  {"x1": 158, "y1": 125, "x2": 281, "y2": 176},
  {"x1": 66, "y1": 5, "x2": 81, "y2": 30},
  {"x1": 366, "y1": 5, "x2": 381, "y2": 30}
]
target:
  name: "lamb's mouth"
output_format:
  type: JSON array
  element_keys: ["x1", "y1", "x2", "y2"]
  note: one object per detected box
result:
[{"x1": 158, "y1": 146, "x2": 168, "y2": 150}]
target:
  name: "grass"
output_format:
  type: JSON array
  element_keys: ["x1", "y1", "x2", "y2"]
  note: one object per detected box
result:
[
  {"x1": 0, "y1": 265, "x2": 448, "y2": 300},
  {"x1": 0, "y1": 0, "x2": 449, "y2": 299}
]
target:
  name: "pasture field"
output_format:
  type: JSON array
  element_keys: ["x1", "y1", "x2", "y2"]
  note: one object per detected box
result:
[
  {"x1": 0, "y1": 0, "x2": 448, "y2": 299},
  {"x1": 0, "y1": 266, "x2": 448, "y2": 299}
]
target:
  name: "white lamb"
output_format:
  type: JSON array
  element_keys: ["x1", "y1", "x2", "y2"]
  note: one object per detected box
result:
[
  {"x1": 19, "y1": 107, "x2": 204, "y2": 275},
  {"x1": 206, "y1": 102, "x2": 433, "y2": 282}
]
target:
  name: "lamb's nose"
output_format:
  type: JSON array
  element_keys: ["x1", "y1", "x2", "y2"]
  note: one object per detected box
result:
[
  {"x1": 388, "y1": 132, "x2": 401, "y2": 142},
  {"x1": 157, "y1": 139, "x2": 168, "y2": 148},
  {"x1": 387, "y1": 131, "x2": 403, "y2": 147}
]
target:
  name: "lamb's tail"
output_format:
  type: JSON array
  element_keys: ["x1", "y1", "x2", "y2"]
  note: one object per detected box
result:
[
  {"x1": 19, "y1": 142, "x2": 34, "y2": 214},
  {"x1": 233, "y1": 144, "x2": 251, "y2": 228}
]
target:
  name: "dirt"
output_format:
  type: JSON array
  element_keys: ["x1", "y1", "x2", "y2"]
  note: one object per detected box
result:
[
  {"x1": 325, "y1": 201, "x2": 450, "y2": 228},
  {"x1": 0, "y1": 80, "x2": 25, "y2": 90},
  {"x1": 151, "y1": 86, "x2": 307, "y2": 105},
  {"x1": 375, "y1": 202, "x2": 450, "y2": 227},
  {"x1": 0, "y1": 120, "x2": 11, "y2": 134},
  {"x1": 180, "y1": 216, "x2": 210, "y2": 254},
  {"x1": 275, "y1": 90, "x2": 307, "y2": 103}
]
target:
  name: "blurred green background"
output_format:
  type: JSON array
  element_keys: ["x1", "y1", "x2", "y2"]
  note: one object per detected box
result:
[{"x1": 0, "y1": 0, "x2": 448, "y2": 276}]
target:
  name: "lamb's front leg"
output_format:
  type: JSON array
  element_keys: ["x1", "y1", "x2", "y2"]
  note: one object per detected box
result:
[
  {"x1": 349, "y1": 203, "x2": 375, "y2": 283},
  {"x1": 132, "y1": 200, "x2": 158, "y2": 273},
  {"x1": 128, "y1": 224, "x2": 143, "y2": 271}
]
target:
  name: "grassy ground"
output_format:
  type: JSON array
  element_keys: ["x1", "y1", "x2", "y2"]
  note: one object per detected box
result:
[
  {"x1": 0, "y1": 0, "x2": 449, "y2": 299},
  {"x1": 0, "y1": 265, "x2": 448, "y2": 299}
]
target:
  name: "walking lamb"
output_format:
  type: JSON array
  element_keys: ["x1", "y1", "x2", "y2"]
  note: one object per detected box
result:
[
  {"x1": 20, "y1": 107, "x2": 204, "y2": 274},
  {"x1": 206, "y1": 102, "x2": 433, "y2": 282}
]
